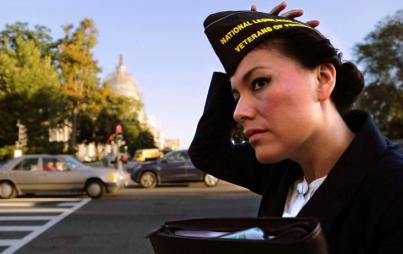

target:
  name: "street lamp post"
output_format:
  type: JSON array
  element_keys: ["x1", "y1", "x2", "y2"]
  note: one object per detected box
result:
[{"x1": 115, "y1": 124, "x2": 123, "y2": 170}]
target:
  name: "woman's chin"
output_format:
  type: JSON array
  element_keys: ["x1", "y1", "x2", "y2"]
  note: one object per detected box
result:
[{"x1": 254, "y1": 147, "x2": 286, "y2": 164}]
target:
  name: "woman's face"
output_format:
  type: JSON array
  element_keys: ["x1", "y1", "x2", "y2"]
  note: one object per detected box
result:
[{"x1": 230, "y1": 46, "x2": 323, "y2": 163}]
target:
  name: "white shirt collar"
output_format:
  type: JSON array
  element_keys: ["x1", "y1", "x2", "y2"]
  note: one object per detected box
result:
[{"x1": 282, "y1": 175, "x2": 327, "y2": 218}]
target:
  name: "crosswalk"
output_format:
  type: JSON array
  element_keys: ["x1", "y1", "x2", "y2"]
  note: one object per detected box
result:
[{"x1": 0, "y1": 198, "x2": 90, "y2": 254}]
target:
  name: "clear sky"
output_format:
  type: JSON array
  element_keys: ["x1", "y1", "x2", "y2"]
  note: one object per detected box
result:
[{"x1": 1, "y1": 0, "x2": 402, "y2": 148}]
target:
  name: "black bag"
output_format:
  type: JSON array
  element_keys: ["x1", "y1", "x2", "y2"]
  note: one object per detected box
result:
[{"x1": 148, "y1": 217, "x2": 329, "y2": 254}]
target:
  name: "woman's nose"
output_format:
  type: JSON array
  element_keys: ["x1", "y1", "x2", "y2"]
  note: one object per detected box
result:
[{"x1": 233, "y1": 96, "x2": 254, "y2": 123}]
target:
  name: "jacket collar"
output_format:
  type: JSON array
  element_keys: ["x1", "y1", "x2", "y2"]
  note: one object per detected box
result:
[
  {"x1": 258, "y1": 162, "x2": 302, "y2": 216},
  {"x1": 297, "y1": 110, "x2": 387, "y2": 234}
]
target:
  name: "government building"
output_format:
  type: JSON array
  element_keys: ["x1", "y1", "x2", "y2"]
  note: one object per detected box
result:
[
  {"x1": 49, "y1": 55, "x2": 181, "y2": 161},
  {"x1": 104, "y1": 54, "x2": 181, "y2": 150}
]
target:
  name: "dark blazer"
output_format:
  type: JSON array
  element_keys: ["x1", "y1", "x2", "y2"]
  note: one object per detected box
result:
[{"x1": 189, "y1": 72, "x2": 403, "y2": 254}]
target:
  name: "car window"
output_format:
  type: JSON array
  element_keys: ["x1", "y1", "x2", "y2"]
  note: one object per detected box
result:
[
  {"x1": 63, "y1": 156, "x2": 86, "y2": 170},
  {"x1": 166, "y1": 152, "x2": 186, "y2": 162},
  {"x1": 12, "y1": 158, "x2": 39, "y2": 171},
  {"x1": 43, "y1": 157, "x2": 67, "y2": 171},
  {"x1": 181, "y1": 152, "x2": 190, "y2": 160},
  {"x1": 165, "y1": 153, "x2": 178, "y2": 162}
]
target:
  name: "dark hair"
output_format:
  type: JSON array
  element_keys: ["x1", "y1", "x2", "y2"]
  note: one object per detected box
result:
[{"x1": 257, "y1": 28, "x2": 364, "y2": 114}]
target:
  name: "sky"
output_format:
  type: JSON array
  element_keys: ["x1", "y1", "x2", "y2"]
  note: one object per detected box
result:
[{"x1": 1, "y1": 0, "x2": 402, "y2": 148}]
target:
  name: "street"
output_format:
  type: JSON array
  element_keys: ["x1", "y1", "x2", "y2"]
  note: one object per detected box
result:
[{"x1": 0, "y1": 182, "x2": 260, "y2": 254}]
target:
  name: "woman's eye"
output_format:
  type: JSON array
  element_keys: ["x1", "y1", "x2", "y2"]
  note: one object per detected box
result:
[
  {"x1": 232, "y1": 90, "x2": 240, "y2": 101},
  {"x1": 251, "y1": 77, "x2": 270, "y2": 91}
]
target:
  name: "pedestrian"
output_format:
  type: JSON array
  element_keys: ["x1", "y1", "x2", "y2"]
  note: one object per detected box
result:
[{"x1": 188, "y1": 5, "x2": 403, "y2": 254}]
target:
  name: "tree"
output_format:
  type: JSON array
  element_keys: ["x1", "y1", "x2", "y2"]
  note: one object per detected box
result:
[
  {"x1": 355, "y1": 10, "x2": 403, "y2": 138},
  {"x1": 57, "y1": 18, "x2": 101, "y2": 149},
  {"x1": 0, "y1": 34, "x2": 65, "y2": 149},
  {"x1": 0, "y1": 22, "x2": 57, "y2": 60},
  {"x1": 93, "y1": 85, "x2": 155, "y2": 157},
  {"x1": 72, "y1": 80, "x2": 155, "y2": 157},
  {"x1": 0, "y1": 19, "x2": 155, "y2": 157}
]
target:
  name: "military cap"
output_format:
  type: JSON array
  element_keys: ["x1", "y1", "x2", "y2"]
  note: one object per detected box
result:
[{"x1": 204, "y1": 11, "x2": 314, "y2": 75}]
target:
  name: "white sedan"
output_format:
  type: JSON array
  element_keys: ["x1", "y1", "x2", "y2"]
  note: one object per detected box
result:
[{"x1": 0, "y1": 154, "x2": 126, "y2": 199}]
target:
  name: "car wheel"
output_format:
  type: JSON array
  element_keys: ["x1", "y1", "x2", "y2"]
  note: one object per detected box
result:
[
  {"x1": 140, "y1": 172, "x2": 157, "y2": 188},
  {"x1": 85, "y1": 180, "x2": 105, "y2": 199},
  {"x1": 203, "y1": 174, "x2": 219, "y2": 187},
  {"x1": 0, "y1": 181, "x2": 16, "y2": 199}
]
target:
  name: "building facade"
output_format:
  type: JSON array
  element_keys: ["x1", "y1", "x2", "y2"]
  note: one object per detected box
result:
[{"x1": 47, "y1": 55, "x2": 181, "y2": 161}]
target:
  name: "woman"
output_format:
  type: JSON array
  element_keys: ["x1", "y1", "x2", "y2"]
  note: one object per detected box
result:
[{"x1": 189, "y1": 9, "x2": 403, "y2": 254}]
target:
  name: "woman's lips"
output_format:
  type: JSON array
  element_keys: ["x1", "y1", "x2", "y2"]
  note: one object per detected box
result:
[{"x1": 244, "y1": 129, "x2": 267, "y2": 143}]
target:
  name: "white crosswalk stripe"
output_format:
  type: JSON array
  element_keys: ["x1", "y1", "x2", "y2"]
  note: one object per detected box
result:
[
  {"x1": 0, "y1": 208, "x2": 69, "y2": 213},
  {"x1": 0, "y1": 226, "x2": 41, "y2": 231},
  {"x1": 0, "y1": 198, "x2": 90, "y2": 254},
  {"x1": 0, "y1": 203, "x2": 34, "y2": 207},
  {"x1": 0, "y1": 216, "x2": 55, "y2": 221}
]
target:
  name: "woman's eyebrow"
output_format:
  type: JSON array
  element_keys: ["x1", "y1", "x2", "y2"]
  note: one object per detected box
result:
[{"x1": 242, "y1": 66, "x2": 269, "y2": 82}]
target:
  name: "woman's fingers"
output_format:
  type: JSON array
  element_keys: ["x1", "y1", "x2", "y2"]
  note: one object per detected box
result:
[
  {"x1": 268, "y1": 1, "x2": 287, "y2": 15},
  {"x1": 281, "y1": 9, "x2": 320, "y2": 28},
  {"x1": 251, "y1": 2, "x2": 287, "y2": 14},
  {"x1": 281, "y1": 9, "x2": 304, "y2": 19},
  {"x1": 250, "y1": 2, "x2": 320, "y2": 28},
  {"x1": 305, "y1": 20, "x2": 320, "y2": 28},
  {"x1": 250, "y1": 4, "x2": 257, "y2": 11}
]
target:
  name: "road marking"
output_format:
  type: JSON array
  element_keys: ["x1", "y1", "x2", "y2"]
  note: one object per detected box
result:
[
  {"x1": 0, "y1": 216, "x2": 55, "y2": 221},
  {"x1": 0, "y1": 198, "x2": 91, "y2": 254},
  {"x1": 0, "y1": 208, "x2": 68, "y2": 213},
  {"x1": 2, "y1": 197, "x2": 84, "y2": 202},
  {"x1": 0, "y1": 240, "x2": 19, "y2": 247},
  {"x1": 0, "y1": 203, "x2": 34, "y2": 207},
  {"x1": 56, "y1": 202, "x2": 81, "y2": 207},
  {"x1": 0, "y1": 226, "x2": 41, "y2": 231}
]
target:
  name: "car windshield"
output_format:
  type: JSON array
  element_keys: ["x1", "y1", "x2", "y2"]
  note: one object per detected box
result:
[
  {"x1": 163, "y1": 151, "x2": 188, "y2": 162},
  {"x1": 0, "y1": 160, "x2": 13, "y2": 170},
  {"x1": 63, "y1": 156, "x2": 87, "y2": 170}
]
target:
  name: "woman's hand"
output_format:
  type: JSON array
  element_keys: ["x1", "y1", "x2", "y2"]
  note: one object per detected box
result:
[{"x1": 251, "y1": 2, "x2": 320, "y2": 28}]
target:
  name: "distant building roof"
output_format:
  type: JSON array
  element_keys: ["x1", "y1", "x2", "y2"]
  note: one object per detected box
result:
[{"x1": 105, "y1": 54, "x2": 141, "y2": 101}]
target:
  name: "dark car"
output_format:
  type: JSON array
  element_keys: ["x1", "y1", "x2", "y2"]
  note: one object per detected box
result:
[
  {"x1": 129, "y1": 150, "x2": 219, "y2": 188},
  {"x1": 395, "y1": 139, "x2": 403, "y2": 149}
]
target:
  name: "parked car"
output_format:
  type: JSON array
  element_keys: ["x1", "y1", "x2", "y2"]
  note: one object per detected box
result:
[
  {"x1": 394, "y1": 139, "x2": 403, "y2": 149},
  {"x1": 134, "y1": 148, "x2": 162, "y2": 161},
  {"x1": 0, "y1": 154, "x2": 126, "y2": 199},
  {"x1": 129, "y1": 150, "x2": 219, "y2": 188}
]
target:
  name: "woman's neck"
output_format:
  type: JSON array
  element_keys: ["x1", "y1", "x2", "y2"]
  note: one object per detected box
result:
[{"x1": 293, "y1": 108, "x2": 355, "y2": 184}]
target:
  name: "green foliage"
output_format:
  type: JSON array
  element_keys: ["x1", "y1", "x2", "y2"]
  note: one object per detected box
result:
[
  {"x1": 355, "y1": 10, "x2": 403, "y2": 87},
  {"x1": 0, "y1": 30, "x2": 65, "y2": 148},
  {"x1": 358, "y1": 83, "x2": 403, "y2": 138},
  {"x1": 0, "y1": 145, "x2": 27, "y2": 162},
  {"x1": 0, "y1": 19, "x2": 155, "y2": 155},
  {"x1": 27, "y1": 141, "x2": 66, "y2": 154},
  {"x1": 92, "y1": 85, "x2": 155, "y2": 156},
  {"x1": 355, "y1": 10, "x2": 403, "y2": 138},
  {"x1": 0, "y1": 22, "x2": 56, "y2": 60},
  {"x1": 57, "y1": 18, "x2": 101, "y2": 148},
  {"x1": 134, "y1": 130, "x2": 156, "y2": 147}
]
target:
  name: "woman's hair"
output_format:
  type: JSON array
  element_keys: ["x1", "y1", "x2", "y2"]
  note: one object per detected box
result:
[{"x1": 257, "y1": 29, "x2": 364, "y2": 114}]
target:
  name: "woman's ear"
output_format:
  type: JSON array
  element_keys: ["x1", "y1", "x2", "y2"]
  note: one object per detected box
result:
[{"x1": 316, "y1": 63, "x2": 336, "y2": 102}]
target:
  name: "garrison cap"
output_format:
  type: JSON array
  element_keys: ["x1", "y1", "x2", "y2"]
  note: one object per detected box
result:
[{"x1": 204, "y1": 11, "x2": 314, "y2": 76}]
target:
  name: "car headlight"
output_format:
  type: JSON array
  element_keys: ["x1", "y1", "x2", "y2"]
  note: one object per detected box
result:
[{"x1": 108, "y1": 173, "x2": 119, "y2": 182}]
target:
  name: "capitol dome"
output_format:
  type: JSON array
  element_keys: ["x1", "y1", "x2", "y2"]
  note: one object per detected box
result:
[{"x1": 105, "y1": 55, "x2": 141, "y2": 101}]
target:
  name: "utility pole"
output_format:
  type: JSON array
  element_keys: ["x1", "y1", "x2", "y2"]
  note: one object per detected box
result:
[
  {"x1": 115, "y1": 124, "x2": 123, "y2": 170},
  {"x1": 14, "y1": 120, "x2": 27, "y2": 158}
]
